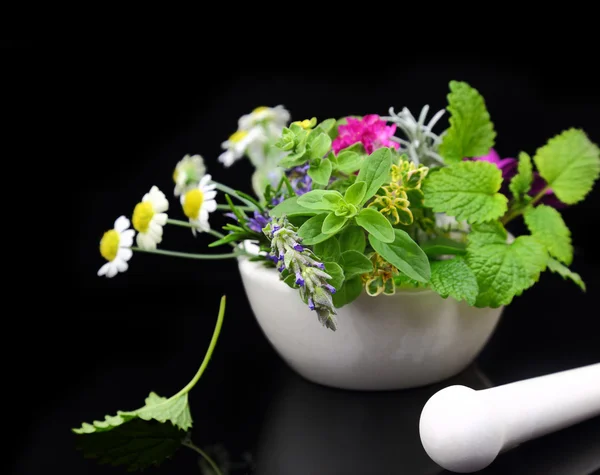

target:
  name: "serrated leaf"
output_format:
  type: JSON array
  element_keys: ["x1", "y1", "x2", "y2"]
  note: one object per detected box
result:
[
  {"x1": 467, "y1": 230, "x2": 547, "y2": 307},
  {"x1": 270, "y1": 196, "x2": 319, "y2": 218},
  {"x1": 422, "y1": 161, "x2": 508, "y2": 223},
  {"x1": 298, "y1": 213, "x2": 331, "y2": 244},
  {"x1": 547, "y1": 257, "x2": 586, "y2": 291},
  {"x1": 429, "y1": 257, "x2": 478, "y2": 305},
  {"x1": 338, "y1": 224, "x2": 366, "y2": 253},
  {"x1": 356, "y1": 147, "x2": 392, "y2": 202},
  {"x1": 75, "y1": 418, "x2": 183, "y2": 472},
  {"x1": 368, "y1": 229, "x2": 431, "y2": 283},
  {"x1": 533, "y1": 128, "x2": 600, "y2": 204},
  {"x1": 438, "y1": 80, "x2": 496, "y2": 164},
  {"x1": 509, "y1": 151, "x2": 533, "y2": 200},
  {"x1": 339, "y1": 250, "x2": 373, "y2": 279},
  {"x1": 420, "y1": 237, "x2": 467, "y2": 257},
  {"x1": 524, "y1": 204, "x2": 573, "y2": 265},
  {"x1": 355, "y1": 208, "x2": 394, "y2": 243},
  {"x1": 332, "y1": 276, "x2": 363, "y2": 308},
  {"x1": 314, "y1": 237, "x2": 341, "y2": 262},
  {"x1": 324, "y1": 261, "x2": 345, "y2": 291}
]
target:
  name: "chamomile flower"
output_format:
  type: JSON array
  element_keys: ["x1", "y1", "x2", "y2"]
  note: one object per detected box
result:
[
  {"x1": 180, "y1": 174, "x2": 217, "y2": 235},
  {"x1": 173, "y1": 154, "x2": 206, "y2": 196},
  {"x1": 238, "y1": 105, "x2": 290, "y2": 133},
  {"x1": 98, "y1": 216, "x2": 135, "y2": 278},
  {"x1": 132, "y1": 186, "x2": 169, "y2": 251},
  {"x1": 218, "y1": 126, "x2": 265, "y2": 167}
]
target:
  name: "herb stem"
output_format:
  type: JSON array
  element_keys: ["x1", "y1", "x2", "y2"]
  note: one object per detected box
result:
[
  {"x1": 216, "y1": 203, "x2": 252, "y2": 211},
  {"x1": 132, "y1": 247, "x2": 241, "y2": 260},
  {"x1": 172, "y1": 295, "x2": 226, "y2": 400},
  {"x1": 182, "y1": 439, "x2": 223, "y2": 475},
  {"x1": 213, "y1": 182, "x2": 257, "y2": 209},
  {"x1": 166, "y1": 218, "x2": 193, "y2": 228}
]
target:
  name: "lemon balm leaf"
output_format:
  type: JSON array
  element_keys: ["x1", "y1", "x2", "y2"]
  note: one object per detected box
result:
[
  {"x1": 429, "y1": 257, "x2": 479, "y2": 305},
  {"x1": 524, "y1": 204, "x2": 573, "y2": 265}
]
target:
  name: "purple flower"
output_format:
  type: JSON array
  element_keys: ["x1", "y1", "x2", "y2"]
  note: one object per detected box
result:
[
  {"x1": 295, "y1": 271, "x2": 305, "y2": 286},
  {"x1": 286, "y1": 163, "x2": 312, "y2": 196},
  {"x1": 247, "y1": 210, "x2": 271, "y2": 233},
  {"x1": 468, "y1": 148, "x2": 566, "y2": 208}
]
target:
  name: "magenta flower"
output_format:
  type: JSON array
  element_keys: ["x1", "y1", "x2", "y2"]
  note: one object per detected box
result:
[
  {"x1": 332, "y1": 114, "x2": 400, "y2": 155},
  {"x1": 468, "y1": 148, "x2": 565, "y2": 208}
]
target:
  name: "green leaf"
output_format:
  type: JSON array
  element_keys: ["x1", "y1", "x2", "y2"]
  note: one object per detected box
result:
[
  {"x1": 308, "y1": 132, "x2": 333, "y2": 159},
  {"x1": 209, "y1": 232, "x2": 252, "y2": 247},
  {"x1": 270, "y1": 196, "x2": 319, "y2": 218},
  {"x1": 467, "y1": 231, "x2": 547, "y2": 307},
  {"x1": 524, "y1": 204, "x2": 573, "y2": 265},
  {"x1": 438, "y1": 80, "x2": 496, "y2": 164},
  {"x1": 75, "y1": 419, "x2": 183, "y2": 472},
  {"x1": 533, "y1": 128, "x2": 600, "y2": 204},
  {"x1": 340, "y1": 250, "x2": 373, "y2": 279},
  {"x1": 509, "y1": 151, "x2": 533, "y2": 200},
  {"x1": 466, "y1": 220, "x2": 507, "y2": 246},
  {"x1": 314, "y1": 237, "x2": 341, "y2": 262},
  {"x1": 355, "y1": 208, "x2": 394, "y2": 243},
  {"x1": 356, "y1": 147, "x2": 393, "y2": 202},
  {"x1": 283, "y1": 273, "x2": 297, "y2": 288},
  {"x1": 73, "y1": 296, "x2": 226, "y2": 434},
  {"x1": 332, "y1": 276, "x2": 363, "y2": 308},
  {"x1": 368, "y1": 229, "x2": 431, "y2": 283},
  {"x1": 336, "y1": 149, "x2": 364, "y2": 174},
  {"x1": 547, "y1": 257, "x2": 586, "y2": 291},
  {"x1": 344, "y1": 181, "x2": 367, "y2": 206},
  {"x1": 322, "y1": 212, "x2": 348, "y2": 235},
  {"x1": 420, "y1": 237, "x2": 467, "y2": 257},
  {"x1": 324, "y1": 261, "x2": 345, "y2": 290},
  {"x1": 298, "y1": 213, "x2": 331, "y2": 244},
  {"x1": 338, "y1": 224, "x2": 366, "y2": 253},
  {"x1": 422, "y1": 161, "x2": 508, "y2": 223},
  {"x1": 308, "y1": 157, "x2": 333, "y2": 186},
  {"x1": 297, "y1": 189, "x2": 343, "y2": 211},
  {"x1": 429, "y1": 257, "x2": 479, "y2": 305},
  {"x1": 315, "y1": 118, "x2": 336, "y2": 136}
]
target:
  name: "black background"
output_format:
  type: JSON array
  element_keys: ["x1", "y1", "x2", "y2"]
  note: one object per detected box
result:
[{"x1": 13, "y1": 56, "x2": 600, "y2": 474}]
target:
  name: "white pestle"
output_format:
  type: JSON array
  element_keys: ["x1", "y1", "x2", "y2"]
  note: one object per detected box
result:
[{"x1": 419, "y1": 363, "x2": 600, "y2": 473}]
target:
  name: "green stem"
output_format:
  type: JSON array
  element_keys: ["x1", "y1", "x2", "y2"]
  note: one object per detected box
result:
[
  {"x1": 501, "y1": 185, "x2": 550, "y2": 226},
  {"x1": 166, "y1": 218, "x2": 194, "y2": 228},
  {"x1": 132, "y1": 247, "x2": 241, "y2": 260},
  {"x1": 182, "y1": 439, "x2": 223, "y2": 475},
  {"x1": 530, "y1": 185, "x2": 550, "y2": 206},
  {"x1": 213, "y1": 182, "x2": 257, "y2": 209},
  {"x1": 172, "y1": 295, "x2": 226, "y2": 400},
  {"x1": 216, "y1": 204, "x2": 252, "y2": 211}
]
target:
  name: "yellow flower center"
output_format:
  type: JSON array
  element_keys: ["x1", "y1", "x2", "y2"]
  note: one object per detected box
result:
[
  {"x1": 100, "y1": 229, "x2": 120, "y2": 262},
  {"x1": 183, "y1": 189, "x2": 204, "y2": 219},
  {"x1": 132, "y1": 201, "x2": 155, "y2": 233},
  {"x1": 252, "y1": 106, "x2": 269, "y2": 113},
  {"x1": 229, "y1": 129, "x2": 248, "y2": 143}
]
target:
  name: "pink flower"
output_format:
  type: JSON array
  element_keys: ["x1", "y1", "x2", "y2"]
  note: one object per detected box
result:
[{"x1": 332, "y1": 114, "x2": 400, "y2": 155}]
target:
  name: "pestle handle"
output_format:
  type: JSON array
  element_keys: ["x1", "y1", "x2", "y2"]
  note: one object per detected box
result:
[{"x1": 419, "y1": 363, "x2": 600, "y2": 473}]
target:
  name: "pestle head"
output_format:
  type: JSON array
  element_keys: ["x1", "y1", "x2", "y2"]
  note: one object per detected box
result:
[{"x1": 419, "y1": 385, "x2": 503, "y2": 473}]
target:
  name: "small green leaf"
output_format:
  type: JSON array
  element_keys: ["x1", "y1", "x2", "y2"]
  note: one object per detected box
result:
[
  {"x1": 324, "y1": 261, "x2": 345, "y2": 290},
  {"x1": 308, "y1": 157, "x2": 333, "y2": 186},
  {"x1": 298, "y1": 213, "x2": 331, "y2": 244},
  {"x1": 340, "y1": 250, "x2": 373, "y2": 279},
  {"x1": 209, "y1": 232, "x2": 252, "y2": 247},
  {"x1": 336, "y1": 150, "x2": 364, "y2": 174},
  {"x1": 533, "y1": 128, "x2": 600, "y2": 205},
  {"x1": 344, "y1": 181, "x2": 367, "y2": 206},
  {"x1": 314, "y1": 237, "x2": 341, "y2": 262},
  {"x1": 322, "y1": 212, "x2": 348, "y2": 235},
  {"x1": 420, "y1": 237, "x2": 467, "y2": 257},
  {"x1": 315, "y1": 118, "x2": 336, "y2": 136},
  {"x1": 368, "y1": 229, "x2": 431, "y2": 283},
  {"x1": 422, "y1": 161, "x2": 508, "y2": 223},
  {"x1": 524, "y1": 204, "x2": 573, "y2": 265},
  {"x1": 438, "y1": 80, "x2": 496, "y2": 164},
  {"x1": 356, "y1": 147, "x2": 393, "y2": 202},
  {"x1": 355, "y1": 208, "x2": 394, "y2": 243},
  {"x1": 270, "y1": 196, "x2": 320, "y2": 218},
  {"x1": 338, "y1": 224, "x2": 366, "y2": 253},
  {"x1": 283, "y1": 273, "x2": 297, "y2": 289},
  {"x1": 297, "y1": 189, "x2": 343, "y2": 211},
  {"x1": 509, "y1": 151, "x2": 533, "y2": 200},
  {"x1": 547, "y1": 257, "x2": 586, "y2": 291},
  {"x1": 332, "y1": 276, "x2": 363, "y2": 308},
  {"x1": 308, "y1": 132, "x2": 333, "y2": 159},
  {"x1": 429, "y1": 257, "x2": 479, "y2": 305}
]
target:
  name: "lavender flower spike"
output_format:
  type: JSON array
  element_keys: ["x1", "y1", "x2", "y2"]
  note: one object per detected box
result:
[{"x1": 263, "y1": 216, "x2": 337, "y2": 330}]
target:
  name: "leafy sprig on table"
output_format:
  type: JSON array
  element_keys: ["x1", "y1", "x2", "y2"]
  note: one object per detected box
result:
[{"x1": 73, "y1": 296, "x2": 227, "y2": 473}]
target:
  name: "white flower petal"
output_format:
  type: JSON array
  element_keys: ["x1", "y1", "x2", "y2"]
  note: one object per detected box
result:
[
  {"x1": 106, "y1": 263, "x2": 118, "y2": 278},
  {"x1": 137, "y1": 233, "x2": 156, "y2": 251},
  {"x1": 114, "y1": 216, "x2": 130, "y2": 232},
  {"x1": 149, "y1": 221, "x2": 163, "y2": 237},
  {"x1": 200, "y1": 208, "x2": 209, "y2": 223},
  {"x1": 199, "y1": 174, "x2": 212, "y2": 187},
  {"x1": 115, "y1": 258, "x2": 129, "y2": 273},
  {"x1": 117, "y1": 247, "x2": 133, "y2": 262},
  {"x1": 198, "y1": 218, "x2": 211, "y2": 232},
  {"x1": 218, "y1": 150, "x2": 235, "y2": 167},
  {"x1": 153, "y1": 213, "x2": 168, "y2": 225},
  {"x1": 204, "y1": 199, "x2": 217, "y2": 212},
  {"x1": 119, "y1": 229, "x2": 135, "y2": 248},
  {"x1": 203, "y1": 190, "x2": 217, "y2": 201},
  {"x1": 97, "y1": 262, "x2": 111, "y2": 276}
]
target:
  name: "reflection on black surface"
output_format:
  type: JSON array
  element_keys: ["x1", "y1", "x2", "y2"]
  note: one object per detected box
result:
[
  {"x1": 256, "y1": 364, "x2": 491, "y2": 475},
  {"x1": 255, "y1": 364, "x2": 600, "y2": 475}
]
